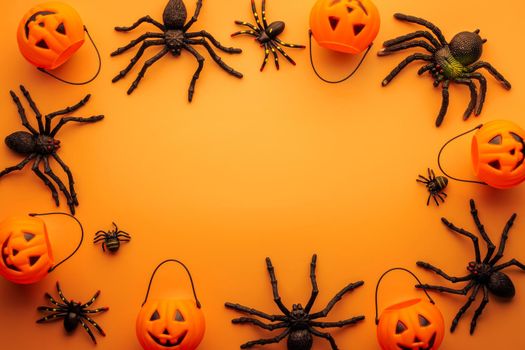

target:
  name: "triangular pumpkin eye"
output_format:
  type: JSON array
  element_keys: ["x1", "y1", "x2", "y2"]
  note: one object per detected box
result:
[
  {"x1": 418, "y1": 314, "x2": 431, "y2": 327},
  {"x1": 174, "y1": 309, "x2": 185, "y2": 322},
  {"x1": 489, "y1": 135, "x2": 502, "y2": 145},
  {"x1": 150, "y1": 310, "x2": 160, "y2": 321},
  {"x1": 396, "y1": 320, "x2": 407, "y2": 334},
  {"x1": 24, "y1": 232, "x2": 35, "y2": 242},
  {"x1": 56, "y1": 23, "x2": 66, "y2": 35},
  {"x1": 328, "y1": 16, "x2": 340, "y2": 30}
]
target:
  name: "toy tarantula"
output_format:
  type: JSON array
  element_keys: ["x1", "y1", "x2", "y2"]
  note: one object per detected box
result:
[
  {"x1": 232, "y1": 0, "x2": 305, "y2": 71},
  {"x1": 417, "y1": 168, "x2": 448, "y2": 206},
  {"x1": 0, "y1": 86, "x2": 104, "y2": 215},
  {"x1": 416, "y1": 199, "x2": 524, "y2": 334},
  {"x1": 94, "y1": 222, "x2": 131, "y2": 253},
  {"x1": 111, "y1": 0, "x2": 243, "y2": 101},
  {"x1": 379, "y1": 13, "x2": 511, "y2": 127},
  {"x1": 225, "y1": 254, "x2": 364, "y2": 350},
  {"x1": 37, "y1": 282, "x2": 109, "y2": 344}
]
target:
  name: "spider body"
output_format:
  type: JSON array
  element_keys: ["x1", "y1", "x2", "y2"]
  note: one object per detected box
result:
[
  {"x1": 417, "y1": 168, "x2": 448, "y2": 206},
  {"x1": 225, "y1": 254, "x2": 365, "y2": 350},
  {"x1": 416, "y1": 199, "x2": 525, "y2": 334},
  {"x1": 0, "y1": 86, "x2": 104, "y2": 215},
  {"x1": 111, "y1": 0, "x2": 243, "y2": 101},
  {"x1": 379, "y1": 13, "x2": 511, "y2": 127},
  {"x1": 37, "y1": 282, "x2": 109, "y2": 344},
  {"x1": 232, "y1": 0, "x2": 305, "y2": 71},
  {"x1": 94, "y1": 222, "x2": 131, "y2": 253}
]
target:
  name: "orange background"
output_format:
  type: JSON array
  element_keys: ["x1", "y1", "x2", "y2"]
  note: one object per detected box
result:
[{"x1": 1, "y1": 0, "x2": 524, "y2": 349}]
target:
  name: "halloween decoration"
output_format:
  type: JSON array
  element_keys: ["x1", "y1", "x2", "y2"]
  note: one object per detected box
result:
[
  {"x1": 94, "y1": 222, "x2": 131, "y2": 253},
  {"x1": 111, "y1": 0, "x2": 243, "y2": 101},
  {"x1": 417, "y1": 168, "x2": 448, "y2": 206},
  {"x1": 379, "y1": 13, "x2": 511, "y2": 127},
  {"x1": 375, "y1": 268, "x2": 444, "y2": 350},
  {"x1": 225, "y1": 254, "x2": 364, "y2": 350},
  {"x1": 137, "y1": 259, "x2": 205, "y2": 350},
  {"x1": 0, "y1": 85, "x2": 104, "y2": 214},
  {"x1": 232, "y1": 0, "x2": 305, "y2": 71},
  {"x1": 37, "y1": 281, "x2": 109, "y2": 344},
  {"x1": 417, "y1": 199, "x2": 524, "y2": 334},
  {"x1": 17, "y1": 2, "x2": 101, "y2": 85},
  {"x1": 0, "y1": 212, "x2": 83, "y2": 284}
]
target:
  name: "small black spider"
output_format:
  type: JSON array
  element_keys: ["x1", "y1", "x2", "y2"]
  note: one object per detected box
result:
[
  {"x1": 36, "y1": 281, "x2": 109, "y2": 344},
  {"x1": 94, "y1": 222, "x2": 131, "y2": 253},
  {"x1": 111, "y1": 0, "x2": 243, "y2": 101},
  {"x1": 417, "y1": 168, "x2": 448, "y2": 206},
  {"x1": 0, "y1": 85, "x2": 104, "y2": 215},
  {"x1": 379, "y1": 13, "x2": 511, "y2": 127},
  {"x1": 225, "y1": 254, "x2": 364, "y2": 350},
  {"x1": 232, "y1": 0, "x2": 305, "y2": 71},
  {"x1": 416, "y1": 199, "x2": 525, "y2": 334}
]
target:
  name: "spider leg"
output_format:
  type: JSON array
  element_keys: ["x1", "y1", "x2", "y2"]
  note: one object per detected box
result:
[
  {"x1": 433, "y1": 194, "x2": 440, "y2": 206},
  {"x1": 231, "y1": 30, "x2": 258, "y2": 38},
  {"x1": 0, "y1": 154, "x2": 36, "y2": 178},
  {"x1": 84, "y1": 307, "x2": 111, "y2": 314},
  {"x1": 51, "y1": 152, "x2": 78, "y2": 206},
  {"x1": 83, "y1": 315, "x2": 107, "y2": 335},
  {"x1": 115, "y1": 15, "x2": 165, "y2": 32},
  {"x1": 309, "y1": 280, "x2": 364, "y2": 319},
  {"x1": 94, "y1": 237, "x2": 106, "y2": 244},
  {"x1": 464, "y1": 72, "x2": 487, "y2": 116},
  {"x1": 44, "y1": 292, "x2": 68, "y2": 308},
  {"x1": 494, "y1": 258, "x2": 525, "y2": 271},
  {"x1": 239, "y1": 329, "x2": 290, "y2": 349},
  {"x1": 37, "y1": 306, "x2": 67, "y2": 312},
  {"x1": 304, "y1": 254, "x2": 319, "y2": 313},
  {"x1": 269, "y1": 45, "x2": 279, "y2": 70},
  {"x1": 19, "y1": 85, "x2": 44, "y2": 133},
  {"x1": 269, "y1": 42, "x2": 296, "y2": 65},
  {"x1": 469, "y1": 199, "x2": 496, "y2": 263},
  {"x1": 250, "y1": 0, "x2": 264, "y2": 30},
  {"x1": 435, "y1": 79, "x2": 450, "y2": 127},
  {"x1": 185, "y1": 39, "x2": 243, "y2": 78},
  {"x1": 127, "y1": 47, "x2": 169, "y2": 95},
  {"x1": 55, "y1": 282, "x2": 69, "y2": 304},
  {"x1": 467, "y1": 61, "x2": 511, "y2": 89},
  {"x1": 182, "y1": 45, "x2": 205, "y2": 102},
  {"x1": 393, "y1": 13, "x2": 447, "y2": 46},
  {"x1": 33, "y1": 155, "x2": 59, "y2": 206},
  {"x1": 183, "y1": 0, "x2": 202, "y2": 31},
  {"x1": 36, "y1": 313, "x2": 67, "y2": 323},
  {"x1": 186, "y1": 31, "x2": 242, "y2": 53},
  {"x1": 418, "y1": 63, "x2": 434, "y2": 75},
  {"x1": 416, "y1": 261, "x2": 473, "y2": 282},
  {"x1": 383, "y1": 30, "x2": 441, "y2": 49},
  {"x1": 9, "y1": 90, "x2": 38, "y2": 135},
  {"x1": 429, "y1": 168, "x2": 435, "y2": 180},
  {"x1": 261, "y1": 0, "x2": 269, "y2": 28},
  {"x1": 436, "y1": 193, "x2": 445, "y2": 203},
  {"x1": 82, "y1": 290, "x2": 102, "y2": 308},
  {"x1": 416, "y1": 280, "x2": 475, "y2": 295},
  {"x1": 102, "y1": 243, "x2": 106, "y2": 252},
  {"x1": 79, "y1": 317, "x2": 97, "y2": 344},
  {"x1": 309, "y1": 327, "x2": 339, "y2": 350},
  {"x1": 417, "y1": 175, "x2": 429, "y2": 182},
  {"x1": 112, "y1": 40, "x2": 166, "y2": 83},
  {"x1": 110, "y1": 33, "x2": 165, "y2": 57},
  {"x1": 117, "y1": 231, "x2": 131, "y2": 238},
  {"x1": 381, "y1": 53, "x2": 432, "y2": 86},
  {"x1": 45, "y1": 94, "x2": 91, "y2": 134},
  {"x1": 232, "y1": 317, "x2": 287, "y2": 330},
  {"x1": 469, "y1": 285, "x2": 489, "y2": 334},
  {"x1": 454, "y1": 78, "x2": 478, "y2": 120},
  {"x1": 264, "y1": 257, "x2": 291, "y2": 315},
  {"x1": 50, "y1": 115, "x2": 104, "y2": 137},
  {"x1": 310, "y1": 316, "x2": 365, "y2": 328},
  {"x1": 260, "y1": 43, "x2": 270, "y2": 71},
  {"x1": 441, "y1": 216, "x2": 481, "y2": 263},
  {"x1": 234, "y1": 20, "x2": 259, "y2": 31},
  {"x1": 43, "y1": 157, "x2": 75, "y2": 214},
  {"x1": 489, "y1": 212, "x2": 517, "y2": 265},
  {"x1": 225, "y1": 302, "x2": 286, "y2": 321},
  {"x1": 378, "y1": 40, "x2": 436, "y2": 56},
  {"x1": 426, "y1": 194, "x2": 431, "y2": 206},
  {"x1": 450, "y1": 283, "x2": 480, "y2": 332},
  {"x1": 274, "y1": 38, "x2": 306, "y2": 49}
]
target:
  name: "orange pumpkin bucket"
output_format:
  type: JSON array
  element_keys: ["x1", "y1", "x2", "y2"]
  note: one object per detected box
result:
[{"x1": 137, "y1": 260, "x2": 205, "y2": 350}]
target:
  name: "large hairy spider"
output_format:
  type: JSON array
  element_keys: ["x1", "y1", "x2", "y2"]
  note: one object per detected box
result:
[
  {"x1": 379, "y1": 13, "x2": 511, "y2": 127},
  {"x1": 36, "y1": 282, "x2": 109, "y2": 344},
  {"x1": 0, "y1": 85, "x2": 104, "y2": 215},
  {"x1": 416, "y1": 199, "x2": 524, "y2": 334},
  {"x1": 225, "y1": 254, "x2": 364, "y2": 350},
  {"x1": 416, "y1": 168, "x2": 448, "y2": 206},
  {"x1": 94, "y1": 222, "x2": 131, "y2": 253},
  {"x1": 232, "y1": 0, "x2": 305, "y2": 71},
  {"x1": 111, "y1": 0, "x2": 243, "y2": 101}
]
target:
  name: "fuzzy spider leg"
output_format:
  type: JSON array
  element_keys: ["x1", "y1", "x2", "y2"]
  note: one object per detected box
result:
[
  {"x1": 450, "y1": 283, "x2": 480, "y2": 332},
  {"x1": 0, "y1": 154, "x2": 36, "y2": 178},
  {"x1": 269, "y1": 42, "x2": 295, "y2": 65},
  {"x1": 416, "y1": 261, "x2": 473, "y2": 282},
  {"x1": 50, "y1": 115, "x2": 105, "y2": 137},
  {"x1": 309, "y1": 280, "x2": 364, "y2": 319},
  {"x1": 416, "y1": 280, "x2": 475, "y2": 295},
  {"x1": 127, "y1": 47, "x2": 170, "y2": 95},
  {"x1": 310, "y1": 316, "x2": 365, "y2": 328},
  {"x1": 494, "y1": 259, "x2": 525, "y2": 271},
  {"x1": 260, "y1": 43, "x2": 270, "y2": 71},
  {"x1": 383, "y1": 30, "x2": 441, "y2": 49},
  {"x1": 454, "y1": 78, "x2": 478, "y2": 119},
  {"x1": 185, "y1": 39, "x2": 243, "y2": 78},
  {"x1": 250, "y1": 0, "x2": 264, "y2": 30},
  {"x1": 378, "y1": 40, "x2": 436, "y2": 56},
  {"x1": 112, "y1": 40, "x2": 166, "y2": 83},
  {"x1": 225, "y1": 302, "x2": 286, "y2": 321},
  {"x1": 441, "y1": 217, "x2": 481, "y2": 262},
  {"x1": 489, "y1": 213, "x2": 517, "y2": 265},
  {"x1": 436, "y1": 80, "x2": 450, "y2": 127},
  {"x1": 79, "y1": 317, "x2": 97, "y2": 344},
  {"x1": 464, "y1": 73, "x2": 487, "y2": 116},
  {"x1": 393, "y1": 13, "x2": 447, "y2": 45},
  {"x1": 183, "y1": 0, "x2": 203, "y2": 31},
  {"x1": 20, "y1": 85, "x2": 44, "y2": 133},
  {"x1": 469, "y1": 199, "x2": 496, "y2": 263},
  {"x1": 274, "y1": 38, "x2": 306, "y2": 49},
  {"x1": 231, "y1": 30, "x2": 258, "y2": 38},
  {"x1": 240, "y1": 329, "x2": 290, "y2": 349},
  {"x1": 232, "y1": 317, "x2": 287, "y2": 330},
  {"x1": 265, "y1": 257, "x2": 291, "y2": 315},
  {"x1": 469, "y1": 285, "x2": 489, "y2": 334},
  {"x1": 43, "y1": 157, "x2": 75, "y2": 214},
  {"x1": 9, "y1": 90, "x2": 38, "y2": 135},
  {"x1": 309, "y1": 327, "x2": 339, "y2": 350},
  {"x1": 186, "y1": 31, "x2": 242, "y2": 53},
  {"x1": 33, "y1": 155, "x2": 59, "y2": 205},
  {"x1": 83, "y1": 315, "x2": 107, "y2": 335},
  {"x1": 418, "y1": 63, "x2": 434, "y2": 75},
  {"x1": 467, "y1": 61, "x2": 511, "y2": 89},
  {"x1": 36, "y1": 313, "x2": 68, "y2": 323},
  {"x1": 82, "y1": 290, "x2": 101, "y2": 308},
  {"x1": 45, "y1": 94, "x2": 91, "y2": 134},
  {"x1": 183, "y1": 45, "x2": 205, "y2": 102},
  {"x1": 52, "y1": 152, "x2": 78, "y2": 205},
  {"x1": 381, "y1": 53, "x2": 432, "y2": 86},
  {"x1": 115, "y1": 15, "x2": 165, "y2": 32},
  {"x1": 304, "y1": 254, "x2": 319, "y2": 313},
  {"x1": 110, "y1": 33, "x2": 165, "y2": 57}
]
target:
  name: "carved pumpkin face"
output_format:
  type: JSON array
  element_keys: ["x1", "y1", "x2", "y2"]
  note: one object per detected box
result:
[
  {"x1": 377, "y1": 299, "x2": 444, "y2": 350},
  {"x1": 310, "y1": 0, "x2": 380, "y2": 54},
  {"x1": 0, "y1": 216, "x2": 54, "y2": 284},
  {"x1": 17, "y1": 2, "x2": 85, "y2": 70},
  {"x1": 471, "y1": 120, "x2": 525, "y2": 189},
  {"x1": 136, "y1": 299, "x2": 205, "y2": 350}
]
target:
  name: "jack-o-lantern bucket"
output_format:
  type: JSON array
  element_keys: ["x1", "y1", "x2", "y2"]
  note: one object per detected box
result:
[
  {"x1": 375, "y1": 268, "x2": 445, "y2": 350},
  {"x1": 137, "y1": 260, "x2": 205, "y2": 350},
  {"x1": 0, "y1": 212, "x2": 83, "y2": 284}
]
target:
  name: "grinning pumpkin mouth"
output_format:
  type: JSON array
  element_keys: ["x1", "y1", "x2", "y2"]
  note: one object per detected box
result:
[
  {"x1": 1, "y1": 235, "x2": 20, "y2": 272},
  {"x1": 148, "y1": 330, "x2": 187, "y2": 347},
  {"x1": 397, "y1": 332, "x2": 436, "y2": 350}
]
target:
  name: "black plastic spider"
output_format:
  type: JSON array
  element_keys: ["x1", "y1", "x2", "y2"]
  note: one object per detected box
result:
[
  {"x1": 111, "y1": 0, "x2": 243, "y2": 101},
  {"x1": 0, "y1": 85, "x2": 104, "y2": 215},
  {"x1": 416, "y1": 168, "x2": 448, "y2": 206},
  {"x1": 36, "y1": 282, "x2": 109, "y2": 344},
  {"x1": 232, "y1": 0, "x2": 305, "y2": 71},
  {"x1": 94, "y1": 222, "x2": 131, "y2": 253},
  {"x1": 379, "y1": 13, "x2": 511, "y2": 127},
  {"x1": 416, "y1": 199, "x2": 525, "y2": 334},
  {"x1": 225, "y1": 254, "x2": 364, "y2": 350}
]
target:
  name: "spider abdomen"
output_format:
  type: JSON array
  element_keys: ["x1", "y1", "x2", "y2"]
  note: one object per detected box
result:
[
  {"x1": 64, "y1": 313, "x2": 80, "y2": 332},
  {"x1": 449, "y1": 31, "x2": 484, "y2": 66},
  {"x1": 5, "y1": 131, "x2": 36, "y2": 155},
  {"x1": 106, "y1": 237, "x2": 120, "y2": 252},
  {"x1": 258, "y1": 21, "x2": 285, "y2": 43},
  {"x1": 488, "y1": 271, "x2": 515, "y2": 298},
  {"x1": 163, "y1": 0, "x2": 187, "y2": 29},
  {"x1": 427, "y1": 176, "x2": 448, "y2": 194},
  {"x1": 287, "y1": 329, "x2": 313, "y2": 350}
]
